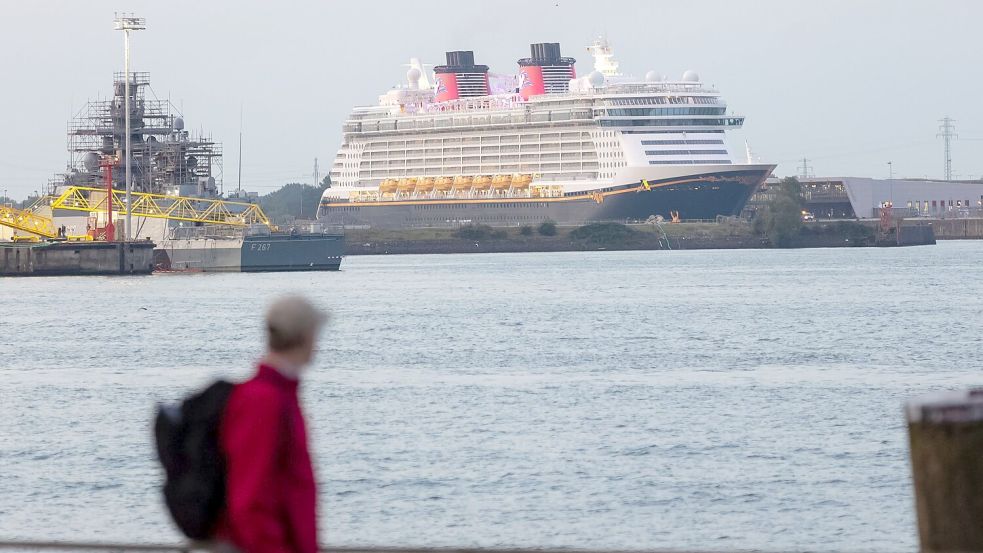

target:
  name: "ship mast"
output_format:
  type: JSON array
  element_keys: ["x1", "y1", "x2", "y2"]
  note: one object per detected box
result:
[{"x1": 587, "y1": 36, "x2": 621, "y2": 77}]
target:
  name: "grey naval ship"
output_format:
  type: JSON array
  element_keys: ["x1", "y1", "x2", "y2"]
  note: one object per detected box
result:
[
  {"x1": 318, "y1": 38, "x2": 774, "y2": 228},
  {"x1": 156, "y1": 224, "x2": 343, "y2": 272}
]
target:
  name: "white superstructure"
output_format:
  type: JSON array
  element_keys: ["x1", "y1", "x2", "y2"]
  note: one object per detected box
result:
[{"x1": 323, "y1": 37, "x2": 756, "y2": 204}]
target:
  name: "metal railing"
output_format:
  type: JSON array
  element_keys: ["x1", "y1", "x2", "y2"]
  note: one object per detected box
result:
[
  {"x1": 0, "y1": 541, "x2": 206, "y2": 552},
  {"x1": 0, "y1": 544, "x2": 732, "y2": 553}
]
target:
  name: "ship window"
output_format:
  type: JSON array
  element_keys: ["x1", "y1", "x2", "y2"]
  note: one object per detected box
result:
[
  {"x1": 646, "y1": 150, "x2": 728, "y2": 155},
  {"x1": 648, "y1": 160, "x2": 732, "y2": 165},
  {"x1": 641, "y1": 139, "x2": 725, "y2": 146}
]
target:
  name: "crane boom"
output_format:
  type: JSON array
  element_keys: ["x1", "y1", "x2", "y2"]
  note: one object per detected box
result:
[{"x1": 1, "y1": 187, "x2": 272, "y2": 238}]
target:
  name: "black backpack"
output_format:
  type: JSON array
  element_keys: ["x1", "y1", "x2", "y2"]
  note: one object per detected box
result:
[{"x1": 154, "y1": 380, "x2": 235, "y2": 540}]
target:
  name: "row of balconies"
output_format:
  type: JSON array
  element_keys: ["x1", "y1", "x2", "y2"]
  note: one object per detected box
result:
[
  {"x1": 360, "y1": 143, "x2": 596, "y2": 159},
  {"x1": 343, "y1": 111, "x2": 594, "y2": 135},
  {"x1": 362, "y1": 154, "x2": 595, "y2": 169},
  {"x1": 359, "y1": 131, "x2": 596, "y2": 150},
  {"x1": 357, "y1": 162, "x2": 601, "y2": 179},
  {"x1": 361, "y1": 151, "x2": 596, "y2": 164}
]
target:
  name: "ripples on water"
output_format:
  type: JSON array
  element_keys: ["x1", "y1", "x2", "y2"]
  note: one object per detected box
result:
[{"x1": 3, "y1": 242, "x2": 983, "y2": 551}]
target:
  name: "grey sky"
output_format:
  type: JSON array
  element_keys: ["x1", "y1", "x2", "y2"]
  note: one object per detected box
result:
[{"x1": 1, "y1": 0, "x2": 980, "y2": 200}]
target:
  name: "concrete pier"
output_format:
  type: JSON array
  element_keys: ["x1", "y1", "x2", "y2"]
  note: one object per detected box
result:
[
  {"x1": 0, "y1": 241, "x2": 155, "y2": 276},
  {"x1": 930, "y1": 217, "x2": 983, "y2": 239}
]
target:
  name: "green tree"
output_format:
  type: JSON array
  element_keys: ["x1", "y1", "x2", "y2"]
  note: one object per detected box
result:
[
  {"x1": 454, "y1": 224, "x2": 505, "y2": 240},
  {"x1": 259, "y1": 182, "x2": 327, "y2": 224},
  {"x1": 767, "y1": 195, "x2": 803, "y2": 247},
  {"x1": 753, "y1": 177, "x2": 804, "y2": 247},
  {"x1": 569, "y1": 222, "x2": 636, "y2": 246},
  {"x1": 538, "y1": 220, "x2": 557, "y2": 236}
]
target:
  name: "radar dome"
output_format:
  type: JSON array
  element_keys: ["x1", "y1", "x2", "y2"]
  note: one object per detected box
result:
[
  {"x1": 682, "y1": 70, "x2": 700, "y2": 82},
  {"x1": 406, "y1": 67, "x2": 422, "y2": 86},
  {"x1": 83, "y1": 152, "x2": 101, "y2": 172},
  {"x1": 645, "y1": 70, "x2": 662, "y2": 82},
  {"x1": 173, "y1": 117, "x2": 185, "y2": 131},
  {"x1": 587, "y1": 71, "x2": 604, "y2": 88}
]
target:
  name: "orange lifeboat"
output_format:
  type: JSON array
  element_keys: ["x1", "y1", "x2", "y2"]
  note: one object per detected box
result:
[
  {"x1": 379, "y1": 179, "x2": 398, "y2": 194},
  {"x1": 472, "y1": 175, "x2": 492, "y2": 190},
  {"x1": 416, "y1": 177, "x2": 435, "y2": 193},
  {"x1": 492, "y1": 174, "x2": 513, "y2": 190},
  {"x1": 434, "y1": 176, "x2": 454, "y2": 191},
  {"x1": 397, "y1": 177, "x2": 417, "y2": 192},
  {"x1": 453, "y1": 175, "x2": 473, "y2": 190},
  {"x1": 511, "y1": 174, "x2": 532, "y2": 188}
]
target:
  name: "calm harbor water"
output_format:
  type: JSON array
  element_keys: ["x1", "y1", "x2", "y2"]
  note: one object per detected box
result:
[{"x1": 3, "y1": 242, "x2": 983, "y2": 551}]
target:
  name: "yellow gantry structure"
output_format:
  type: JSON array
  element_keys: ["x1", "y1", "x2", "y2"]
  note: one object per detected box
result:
[
  {"x1": 0, "y1": 186, "x2": 273, "y2": 238},
  {"x1": 50, "y1": 187, "x2": 272, "y2": 227},
  {"x1": 0, "y1": 203, "x2": 58, "y2": 238}
]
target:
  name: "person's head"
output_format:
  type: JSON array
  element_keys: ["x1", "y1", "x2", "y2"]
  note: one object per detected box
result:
[{"x1": 264, "y1": 295, "x2": 328, "y2": 371}]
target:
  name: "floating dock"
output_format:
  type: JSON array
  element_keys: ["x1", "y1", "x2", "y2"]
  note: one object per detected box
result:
[{"x1": 0, "y1": 241, "x2": 155, "y2": 276}]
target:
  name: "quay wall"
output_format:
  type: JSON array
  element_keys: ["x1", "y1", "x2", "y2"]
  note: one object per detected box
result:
[
  {"x1": 0, "y1": 241, "x2": 155, "y2": 276},
  {"x1": 929, "y1": 218, "x2": 983, "y2": 239}
]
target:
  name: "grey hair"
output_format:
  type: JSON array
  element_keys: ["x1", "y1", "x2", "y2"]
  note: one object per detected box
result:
[{"x1": 265, "y1": 295, "x2": 328, "y2": 352}]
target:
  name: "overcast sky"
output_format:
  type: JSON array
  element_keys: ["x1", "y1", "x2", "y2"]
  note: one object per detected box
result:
[{"x1": 1, "y1": 0, "x2": 980, "y2": 199}]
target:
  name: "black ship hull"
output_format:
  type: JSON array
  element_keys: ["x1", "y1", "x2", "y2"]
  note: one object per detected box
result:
[{"x1": 318, "y1": 167, "x2": 772, "y2": 229}]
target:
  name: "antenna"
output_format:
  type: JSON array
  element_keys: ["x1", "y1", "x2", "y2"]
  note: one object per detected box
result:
[
  {"x1": 888, "y1": 161, "x2": 894, "y2": 180},
  {"x1": 937, "y1": 117, "x2": 957, "y2": 181},
  {"x1": 798, "y1": 157, "x2": 814, "y2": 179},
  {"x1": 237, "y1": 104, "x2": 243, "y2": 193}
]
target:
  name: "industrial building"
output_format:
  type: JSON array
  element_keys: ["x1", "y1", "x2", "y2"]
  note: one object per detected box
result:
[{"x1": 748, "y1": 177, "x2": 983, "y2": 220}]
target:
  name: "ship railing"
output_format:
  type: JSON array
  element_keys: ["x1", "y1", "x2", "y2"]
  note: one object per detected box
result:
[
  {"x1": 243, "y1": 224, "x2": 273, "y2": 237},
  {"x1": 167, "y1": 225, "x2": 244, "y2": 241},
  {"x1": 240, "y1": 222, "x2": 346, "y2": 236}
]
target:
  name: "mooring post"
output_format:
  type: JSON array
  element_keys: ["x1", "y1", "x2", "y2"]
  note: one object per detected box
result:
[{"x1": 907, "y1": 389, "x2": 983, "y2": 552}]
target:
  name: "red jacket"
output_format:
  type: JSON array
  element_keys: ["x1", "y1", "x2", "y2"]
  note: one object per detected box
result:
[{"x1": 218, "y1": 364, "x2": 318, "y2": 553}]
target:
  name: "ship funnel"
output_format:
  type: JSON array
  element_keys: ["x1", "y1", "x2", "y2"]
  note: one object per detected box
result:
[
  {"x1": 434, "y1": 50, "x2": 490, "y2": 102},
  {"x1": 517, "y1": 42, "x2": 576, "y2": 99}
]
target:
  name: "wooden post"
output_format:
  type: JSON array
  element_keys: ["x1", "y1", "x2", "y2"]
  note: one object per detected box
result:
[{"x1": 907, "y1": 389, "x2": 983, "y2": 552}]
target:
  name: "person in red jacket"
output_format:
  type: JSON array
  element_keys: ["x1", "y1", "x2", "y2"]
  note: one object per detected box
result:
[{"x1": 218, "y1": 295, "x2": 327, "y2": 553}]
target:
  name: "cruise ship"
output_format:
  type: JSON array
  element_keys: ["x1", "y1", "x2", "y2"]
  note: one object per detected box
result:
[{"x1": 318, "y1": 38, "x2": 775, "y2": 228}]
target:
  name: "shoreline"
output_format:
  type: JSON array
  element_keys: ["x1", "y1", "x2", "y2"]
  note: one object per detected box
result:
[{"x1": 344, "y1": 221, "x2": 936, "y2": 256}]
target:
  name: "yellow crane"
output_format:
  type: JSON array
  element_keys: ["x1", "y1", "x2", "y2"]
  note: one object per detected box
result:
[
  {"x1": 0, "y1": 203, "x2": 58, "y2": 239},
  {"x1": 1, "y1": 186, "x2": 273, "y2": 239},
  {"x1": 50, "y1": 186, "x2": 271, "y2": 227}
]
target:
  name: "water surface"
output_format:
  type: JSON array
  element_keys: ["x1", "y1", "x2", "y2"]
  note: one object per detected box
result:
[{"x1": 3, "y1": 242, "x2": 983, "y2": 551}]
